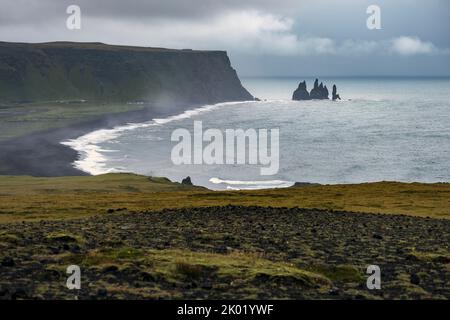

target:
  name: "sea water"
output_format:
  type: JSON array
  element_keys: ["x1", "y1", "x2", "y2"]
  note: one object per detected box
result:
[{"x1": 62, "y1": 77, "x2": 450, "y2": 190}]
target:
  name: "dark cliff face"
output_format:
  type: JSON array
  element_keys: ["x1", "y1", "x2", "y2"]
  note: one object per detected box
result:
[{"x1": 0, "y1": 41, "x2": 253, "y2": 105}]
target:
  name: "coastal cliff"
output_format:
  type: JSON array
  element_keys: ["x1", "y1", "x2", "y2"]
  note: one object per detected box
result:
[{"x1": 0, "y1": 41, "x2": 253, "y2": 104}]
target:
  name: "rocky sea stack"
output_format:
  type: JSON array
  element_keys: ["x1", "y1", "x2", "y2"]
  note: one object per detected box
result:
[
  {"x1": 332, "y1": 85, "x2": 341, "y2": 101},
  {"x1": 292, "y1": 78, "x2": 340, "y2": 101},
  {"x1": 292, "y1": 81, "x2": 310, "y2": 100}
]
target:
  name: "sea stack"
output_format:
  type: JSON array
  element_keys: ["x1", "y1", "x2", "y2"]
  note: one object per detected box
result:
[
  {"x1": 292, "y1": 78, "x2": 336, "y2": 101},
  {"x1": 332, "y1": 85, "x2": 341, "y2": 101},
  {"x1": 292, "y1": 81, "x2": 311, "y2": 100},
  {"x1": 309, "y1": 79, "x2": 328, "y2": 100},
  {"x1": 310, "y1": 79, "x2": 329, "y2": 100}
]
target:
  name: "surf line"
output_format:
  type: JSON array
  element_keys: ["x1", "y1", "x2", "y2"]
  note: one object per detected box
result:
[
  {"x1": 62, "y1": 101, "x2": 254, "y2": 175},
  {"x1": 171, "y1": 120, "x2": 279, "y2": 176}
]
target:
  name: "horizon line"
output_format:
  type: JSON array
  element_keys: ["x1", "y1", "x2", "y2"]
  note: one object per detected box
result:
[{"x1": 240, "y1": 75, "x2": 450, "y2": 78}]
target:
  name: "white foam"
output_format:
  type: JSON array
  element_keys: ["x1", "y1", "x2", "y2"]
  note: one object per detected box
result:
[
  {"x1": 61, "y1": 101, "x2": 255, "y2": 175},
  {"x1": 152, "y1": 101, "x2": 250, "y2": 124},
  {"x1": 209, "y1": 177, "x2": 294, "y2": 190}
]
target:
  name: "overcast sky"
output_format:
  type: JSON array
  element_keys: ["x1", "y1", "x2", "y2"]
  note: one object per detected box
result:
[{"x1": 1, "y1": 0, "x2": 449, "y2": 76}]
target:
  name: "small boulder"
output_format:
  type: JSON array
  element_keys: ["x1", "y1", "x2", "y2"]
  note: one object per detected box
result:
[
  {"x1": 181, "y1": 176, "x2": 193, "y2": 185},
  {"x1": 97, "y1": 288, "x2": 108, "y2": 297},
  {"x1": 410, "y1": 273, "x2": 421, "y2": 285},
  {"x1": 1, "y1": 257, "x2": 15, "y2": 267}
]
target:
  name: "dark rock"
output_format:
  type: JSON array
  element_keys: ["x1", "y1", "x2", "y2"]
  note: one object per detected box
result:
[
  {"x1": 323, "y1": 85, "x2": 329, "y2": 99},
  {"x1": 122, "y1": 266, "x2": 140, "y2": 275},
  {"x1": 292, "y1": 81, "x2": 311, "y2": 100},
  {"x1": 309, "y1": 81, "x2": 320, "y2": 99},
  {"x1": 201, "y1": 282, "x2": 213, "y2": 290},
  {"x1": 215, "y1": 245, "x2": 228, "y2": 254},
  {"x1": 70, "y1": 244, "x2": 81, "y2": 253},
  {"x1": 329, "y1": 287, "x2": 340, "y2": 296},
  {"x1": 1, "y1": 256, "x2": 15, "y2": 267},
  {"x1": 11, "y1": 288, "x2": 28, "y2": 300},
  {"x1": 49, "y1": 246, "x2": 60, "y2": 254},
  {"x1": 139, "y1": 271, "x2": 156, "y2": 282},
  {"x1": 42, "y1": 269, "x2": 60, "y2": 281},
  {"x1": 410, "y1": 273, "x2": 420, "y2": 285},
  {"x1": 307, "y1": 79, "x2": 330, "y2": 100},
  {"x1": 332, "y1": 84, "x2": 341, "y2": 101},
  {"x1": 102, "y1": 265, "x2": 119, "y2": 273},
  {"x1": 97, "y1": 288, "x2": 108, "y2": 297},
  {"x1": 49, "y1": 234, "x2": 78, "y2": 243},
  {"x1": 0, "y1": 286, "x2": 9, "y2": 297},
  {"x1": 181, "y1": 176, "x2": 193, "y2": 185},
  {"x1": 293, "y1": 182, "x2": 321, "y2": 187}
]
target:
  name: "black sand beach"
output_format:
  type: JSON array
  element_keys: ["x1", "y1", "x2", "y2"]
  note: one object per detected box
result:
[{"x1": 0, "y1": 103, "x2": 197, "y2": 177}]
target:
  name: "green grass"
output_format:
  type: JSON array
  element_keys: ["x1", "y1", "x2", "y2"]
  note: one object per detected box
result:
[
  {"x1": 409, "y1": 250, "x2": 450, "y2": 263},
  {"x1": 45, "y1": 232, "x2": 86, "y2": 244},
  {"x1": 0, "y1": 173, "x2": 449, "y2": 223},
  {"x1": 308, "y1": 264, "x2": 363, "y2": 283},
  {"x1": 0, "y1": 231, "x2": 20, "y2": 243},
  {"x1": 0, "y1": 101, "x2": 144, "y2": 141},
  {"x1": 56, "y1": 247, "x2": 331, "y2": 293}
]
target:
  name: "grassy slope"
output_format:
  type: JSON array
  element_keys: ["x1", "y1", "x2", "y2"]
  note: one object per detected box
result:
[
  {"x1": 47, "y1": 247, "x2": 332, "y2": 299},
  {"x1": 0, "y1": 102, "x2": 144, "y2": 142},
  {"x1": 0, "y1": 173, "x2": 448, "y2": 223}
]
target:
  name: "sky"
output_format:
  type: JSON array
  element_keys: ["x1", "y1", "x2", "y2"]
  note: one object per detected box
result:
[{"x1": 1, "y1": 0, "x2": 449, "y2": 76}]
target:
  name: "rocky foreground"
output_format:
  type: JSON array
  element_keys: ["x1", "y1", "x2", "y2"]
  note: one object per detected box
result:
[{"x1": 0, "y1": 206, "x2": 448, "y2": 299}]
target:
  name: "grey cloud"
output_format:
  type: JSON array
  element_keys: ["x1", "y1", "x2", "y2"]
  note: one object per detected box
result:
[
  {"x1": 0, "y1": 0, "x2": 302, "y2": 25},
  {"x1": 0, "y1": 0, "x2": 448, "y2": 76}
]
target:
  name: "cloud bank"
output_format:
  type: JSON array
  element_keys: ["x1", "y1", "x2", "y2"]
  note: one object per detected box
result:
[
  {"x1": 390, "y1": 36, "x2": 444, "y2": 56},
  {"x1": 0, "y1": 0, "x2": 448, "y2": 76},
  {"x1": 1, "y1": 5, "x2": 447, "y2": 58},
  {"x1": 100, "y1": 11, "x2": 446, "y2": 57}
]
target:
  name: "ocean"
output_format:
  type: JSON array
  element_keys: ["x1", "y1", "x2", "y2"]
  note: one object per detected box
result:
[{"x1": 62, "y1": 77, "x2": 450, "y2": 190}]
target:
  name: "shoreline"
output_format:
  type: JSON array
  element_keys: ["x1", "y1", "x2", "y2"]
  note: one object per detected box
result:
[
  {"x1": 63, "y1": 100, "x2": 256, "y2": 177},
  {"x1": 0, "y1": 103, "x2": 199, "y2": 177}
]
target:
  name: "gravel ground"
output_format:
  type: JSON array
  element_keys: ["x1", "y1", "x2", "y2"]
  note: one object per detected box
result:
[{"x1": 0, "y1": 206, "x2": 449, "y2": 299}]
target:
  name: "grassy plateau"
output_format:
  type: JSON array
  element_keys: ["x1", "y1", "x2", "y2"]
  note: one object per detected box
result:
[
  {"x1": 0, "y1": 173, "x2": 449, "y2": 223},
  {"x1": 0, "y1": 173, "x2": 448, "y2": 299}
]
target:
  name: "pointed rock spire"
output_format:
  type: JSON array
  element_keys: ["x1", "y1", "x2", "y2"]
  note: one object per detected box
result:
[
  {"x1": 332, "y1": 84, "x2": 341, "y2": 101},
  {"x1": 292, "y1": 81, "x2": 311, "y2": 100}
]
